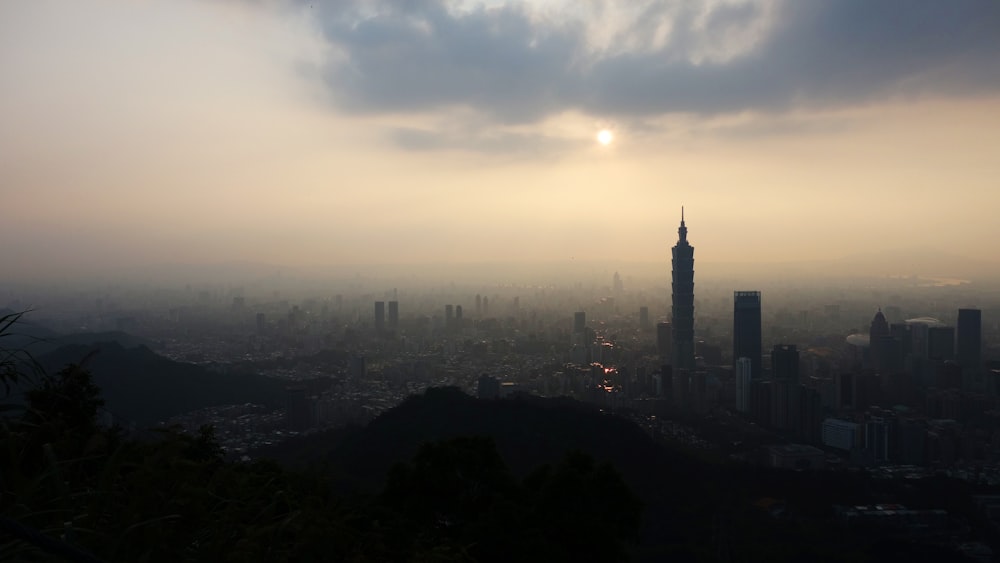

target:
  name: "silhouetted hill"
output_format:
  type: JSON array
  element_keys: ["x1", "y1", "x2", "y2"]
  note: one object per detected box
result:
[
  {"x1": 0, "y1": 308, "x2": 60, "y2": 352},
  {"x1": 329, "y1": 389, "x2": 703, "y2": 492},
  {"x1": 32, "y1": 342, "x2": 291, "y2": 427},
  {"x1": 258, "y1": 388, "x2": 982, "y2": 562},
  {"x1": 261, "y1": 389, "x2": 728, "y2": 557}
]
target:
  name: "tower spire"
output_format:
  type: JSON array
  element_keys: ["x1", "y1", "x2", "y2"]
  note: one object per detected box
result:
[{"x1": 671, "y1": 206, "x2": 695, "y2": 371}]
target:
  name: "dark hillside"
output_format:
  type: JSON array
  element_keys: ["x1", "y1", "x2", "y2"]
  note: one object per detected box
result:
[{"x1": 32, "y1": 342, "x2": 291, "y2": 426}]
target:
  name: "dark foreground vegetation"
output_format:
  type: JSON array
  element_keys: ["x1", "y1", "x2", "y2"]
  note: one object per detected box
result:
[
  {"x1": 0, "y1": 340, "x2": 994, "y2": 561},
  {"x1": 2, "y1": 364, "x2": 642, "y2": 562}
]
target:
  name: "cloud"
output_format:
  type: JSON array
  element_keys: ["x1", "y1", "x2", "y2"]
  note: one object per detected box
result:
[{"x1": 304, "y1": 0, "x2": 1000, "y2": 122}]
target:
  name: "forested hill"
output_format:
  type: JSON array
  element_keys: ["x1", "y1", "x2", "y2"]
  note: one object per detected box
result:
[
  {"x1": 257, "y1": 388, "x2": 982, "y2": 562},
  {"x1": 32, "y1": 342, "x2": 290, "y2": 427}
]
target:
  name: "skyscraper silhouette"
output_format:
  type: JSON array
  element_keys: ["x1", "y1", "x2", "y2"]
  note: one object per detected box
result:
[
  {"x1": 374, "y1": 301, "x2": 385, "y2": 331},
  {"x1": 671, "y1": 208, "x2": 695, "y2": 371},
  {"x1": 957, "y1": 308, "x2": 982, "y2": 389},
  {"x1": 388, "y1": 300, "x2": 399, "y2": 328},
  {"x1": 957, "y1": 308, "x2": 982, "y2": 369},
  {"x1": 733, "y1": 291, "x2": 762, "y2": 380}
]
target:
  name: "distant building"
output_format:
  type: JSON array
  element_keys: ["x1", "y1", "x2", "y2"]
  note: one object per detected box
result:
[
  {"x1": 574, "y1": 311, "x2": 586, "y2": 334},
  {"x1": 770, "y1": 345, "x2": 801, "y2": 431},
  {"x1": 767, "y1": 444, "x2": 825, "y2": 470},
  {"x1": 733, "y1": 291, "x2": 762, "y2": 380},
  {"x1": 639, "y1": 306, "x2": 650, "y2": 329},
  {"x1": 822, "y1": 418, "x2": 859, "y2": 451},
  {"x1": 656, "y1": 322, "x2": 672, "y2": 361},
  {"x1": 958, "y1": 308, "x2": 982, "y2": 389},
  {"x1": 477, "y1": 375, "x2": 500, "y2": 400},
  {"x1": 772, "y1": 345, "x2": 800, "y2": 382},
  {"x1": 671, "y1": 208, "x2": 695, "y2": 371},
  {"x1": 864, "y1": 417, "x2": 890, "y2": 466},
  {"x1": 387, "y1": 300, "x2": 399, "y2": 328},
  {"x1": 736, "y1": 357, "x2": 752, "y2": 413},
  {"x1": 928, "y1": 326, "x2": 956, "y2": 361},
  {"x1": 374, "y1": 301, "x2": 385, "y2": 331}
]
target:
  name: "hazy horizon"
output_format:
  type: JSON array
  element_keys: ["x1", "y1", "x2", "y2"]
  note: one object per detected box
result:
[{"x1": 3, "y1": 1, "x2": 999, "y2": 282}]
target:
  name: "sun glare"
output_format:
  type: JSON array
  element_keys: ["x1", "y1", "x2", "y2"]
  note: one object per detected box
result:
[{"x1": 597, "y1": 129, "x2": 614, "y2": 146}]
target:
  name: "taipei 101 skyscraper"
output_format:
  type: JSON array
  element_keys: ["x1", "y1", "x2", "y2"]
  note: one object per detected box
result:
[{"x1": 671, "y1": 207, "x2": 695, "y2": 371}]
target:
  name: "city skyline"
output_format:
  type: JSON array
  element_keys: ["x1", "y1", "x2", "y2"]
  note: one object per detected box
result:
[{"x1": 2, "y1": 1, "x2": 1000, "y2": 280}]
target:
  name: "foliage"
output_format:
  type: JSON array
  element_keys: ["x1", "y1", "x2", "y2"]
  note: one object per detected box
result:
[
  {"x1": 1, "y1": 362, "x2": 644, "y2": 562},
  {"x1": 0, "y1": 310, "x2": 44, "y2": 397}
]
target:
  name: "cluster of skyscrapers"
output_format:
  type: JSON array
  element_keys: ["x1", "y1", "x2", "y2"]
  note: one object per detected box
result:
[{"x1": 665, "y1": 209, "x2": 987, "y2": 463}]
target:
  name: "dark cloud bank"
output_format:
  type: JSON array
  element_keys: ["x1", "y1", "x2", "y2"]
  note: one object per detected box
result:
[{"x1": 306, "y1": 0, "x2": 1000, "y2": 122}]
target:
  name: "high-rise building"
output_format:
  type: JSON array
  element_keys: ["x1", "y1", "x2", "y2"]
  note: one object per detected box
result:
[
  {"x1": 736, "y1": 357, "x2": 752, "y2": 413},
  {"x1": 671, "y1": 208, "x2": 695, "y2": 371},
  {"x1": 957, "y1": 308, "x2": 982, "y2": 370},
  {"x1": 388, "y1": 300, "x2": 399, "y2": 328},
  {"x1": 574, "y1": 311, "x2": 586, "y2": 334},
  {"x1": 770, "y1": 345, "x2": 800, "y2": 430},
  {"x1": 656, "y1": 321, "x2": 672, "y2": 360},
  {"x1": 928, "y1": 326, "x2": 956, "y2": 361},
  {"x1": 639, "y1": 306, "x2": 650, "y2": 329},
  {"x1": 374, "y1": 301, "x2": 385, "y2": 331},
  {"x1": 772, "y1": 344, "x2": 800, "y2": 382},
  {"x1": 733, "y1": 291, "x2": 762, "y2": 380}
]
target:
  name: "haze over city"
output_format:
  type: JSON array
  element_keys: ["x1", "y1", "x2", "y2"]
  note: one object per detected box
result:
[{"x1": 2, "y1": 0, "x2": 1000, "y2": 282}]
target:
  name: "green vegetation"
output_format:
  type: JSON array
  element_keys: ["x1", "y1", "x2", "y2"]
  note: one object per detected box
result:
[{"x1": 1, "y1": 362, "x2": 641, "y2": 561}]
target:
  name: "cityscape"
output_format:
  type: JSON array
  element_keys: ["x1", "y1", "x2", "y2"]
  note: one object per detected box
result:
[
  {"x1": 6, "y1": 211, "x2": 1000, "y2": 475},
  {"x1": 4, "y1": 1, "x2": 1000, "y2": 561}
]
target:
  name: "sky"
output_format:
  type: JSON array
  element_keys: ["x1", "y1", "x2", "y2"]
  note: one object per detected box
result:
[{"x1": 2, "y1": 0, "x2": 999, "y2": 281}]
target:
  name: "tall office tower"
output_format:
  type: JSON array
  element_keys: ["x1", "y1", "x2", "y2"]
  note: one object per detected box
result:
[
  {"x1": 868, "y1": 308, "x2": 893, "y2": 370},
  {"x1": 733, "y1": 291, "x2": 762, "y2": 380},
  {"x1": 388, "y1": 300, "x2": 399, "y2": 328},
  {"x1": 770, "y1": 344, "x2": 800, "y2": 431},
  {"x1": 671, "y1": 208, "x2": 696, "y2": 371},
  {"x1": 890, "y1": 323, "x2": 913, "y2": 358},
  {"x1": 482, "y1": 296, "x2": 489, "y2": 316},
  {"x1": 455, "y1": 305, "x2": 463, "y2": 321},
  {"x1": 374, "y1": 301, "x2": 385, "y2": 331},
  {"x1": 574, "y1": 311, "x2": 586, "y2": 334},
  {"x1": 869, "y1": 309, "x2": 889, "y2": 340},
  {"x1": 957, "y1": 308, "x2": 982, "y2": 369},
  {"x1": 656, "y1": 321, "x2": 672, "y2": 360},
  {"x1": 639, "y1": 306, "x2": 650, "y2": 329},
  {"x1": 475, "y1": 294, "x2": 482, "y2": 316},
  {"x1": 613, "y1": 271, "x2": 624, "y2": 294},
  {"x1": 736, "y1": 357, "x2": 752, "y2": 413},
  {"x1": 772, "y1": 344, "x2": 800, "y2": 382},
  {"x1": 927, "y1": 326, "x2": 956, "y2": 360},
  {"x1": 445, "y1": 304, "x2": 454, "y2": 327}
]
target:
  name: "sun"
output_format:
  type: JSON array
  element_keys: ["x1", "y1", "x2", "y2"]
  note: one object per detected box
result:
[{"x1": 597, "y1": 129, "x2": 614, "y2": 146}]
